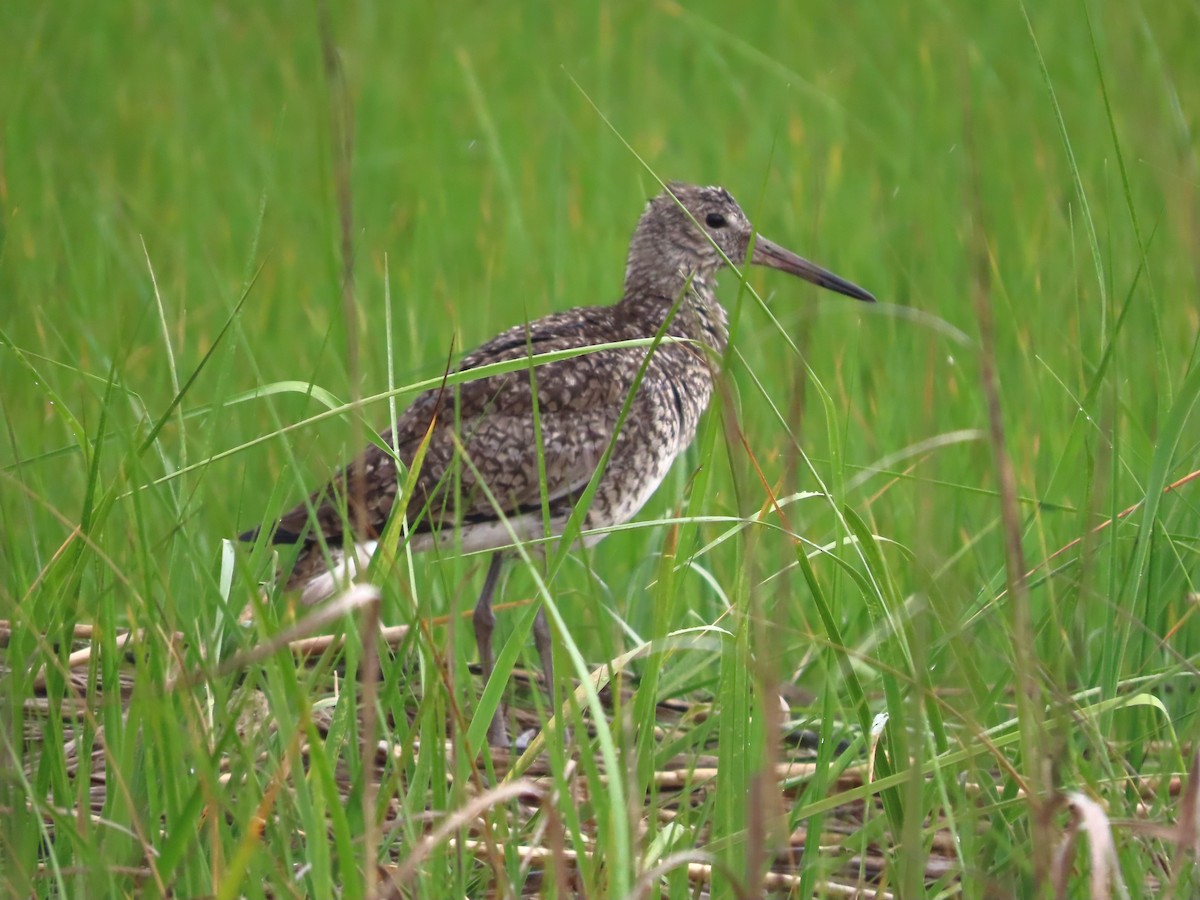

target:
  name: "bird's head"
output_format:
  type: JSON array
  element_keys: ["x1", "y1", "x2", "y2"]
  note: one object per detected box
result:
[{"x1": 625, "y1": 181, "x2": 875, "y2": 303}]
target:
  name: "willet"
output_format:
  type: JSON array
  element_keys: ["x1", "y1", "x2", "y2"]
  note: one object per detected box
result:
[{"x1": 240, "y1": 182, "x2": 874, "y2": 745}]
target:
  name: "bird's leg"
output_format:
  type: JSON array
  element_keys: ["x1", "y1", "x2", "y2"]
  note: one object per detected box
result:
[
  {"x1": 473, "y1": 552, "x2": 509, "y2": 746},
  {"x1": 532, "y1": 605, "x2": 555, "y2": 727}
]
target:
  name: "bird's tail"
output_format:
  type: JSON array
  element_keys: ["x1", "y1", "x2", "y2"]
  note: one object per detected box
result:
[{"x1": 237, "y1": 522, "x2": 304, "y2": 545}]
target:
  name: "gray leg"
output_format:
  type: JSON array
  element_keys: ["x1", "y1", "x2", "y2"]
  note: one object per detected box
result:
[
  {"x1": 473, "y1": 553, "x2": 508, "y2": 746},
  {"x1": 533, "y1": 605, "x2": 555, "y2": 721}
]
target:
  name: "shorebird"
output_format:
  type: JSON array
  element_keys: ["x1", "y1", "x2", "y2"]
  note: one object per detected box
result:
[{"x1": 240, "y1": 182, "x2": 874, "y2": 745}]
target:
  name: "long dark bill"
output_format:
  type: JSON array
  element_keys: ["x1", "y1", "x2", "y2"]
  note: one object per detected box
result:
[{"x1": 751, "y1": 235, "x2": 876, "y2": 303}]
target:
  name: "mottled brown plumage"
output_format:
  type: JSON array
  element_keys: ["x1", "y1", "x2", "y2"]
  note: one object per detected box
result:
[{"x1": 241, "y1": 182, "x2": 874, "y2": 744}]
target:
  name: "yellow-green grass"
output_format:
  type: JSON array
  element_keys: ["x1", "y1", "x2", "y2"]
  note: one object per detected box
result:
[{"x1": 2, "y1": 1, "x2": 1198, "y2": 896}]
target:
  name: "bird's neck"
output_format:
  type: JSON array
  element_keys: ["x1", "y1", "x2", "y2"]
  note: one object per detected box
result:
[{"x1": 620, "y1": 265, "x2": 730, "y2": 355}]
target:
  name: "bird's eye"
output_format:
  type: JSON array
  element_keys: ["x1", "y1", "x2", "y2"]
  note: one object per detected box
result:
[{"x1": 705, "y1": 212, "x2": 727, "y2": 229}]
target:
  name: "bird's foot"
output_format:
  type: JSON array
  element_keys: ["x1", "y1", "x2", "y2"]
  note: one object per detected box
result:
[{"x1": 486, "y1": 709, "x2": 511, "y2": 748}]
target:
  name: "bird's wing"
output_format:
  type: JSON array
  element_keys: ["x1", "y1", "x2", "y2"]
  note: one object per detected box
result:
[
  {"x1": 403, "y1": 308, "x2": 650, "y2": 531},
  {"x1": 255, "y1": 307, "x2": 642, "y2": 546}
]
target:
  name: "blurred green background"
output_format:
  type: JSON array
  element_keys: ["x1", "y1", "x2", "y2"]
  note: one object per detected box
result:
[{"x1": 2, "y1": 0, "x2": 1199, "y2": 894}]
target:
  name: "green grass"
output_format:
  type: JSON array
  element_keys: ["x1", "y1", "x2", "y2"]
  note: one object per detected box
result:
[{"x1": 3, "y1": 0, "x2": 1200, "y2": 896}]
